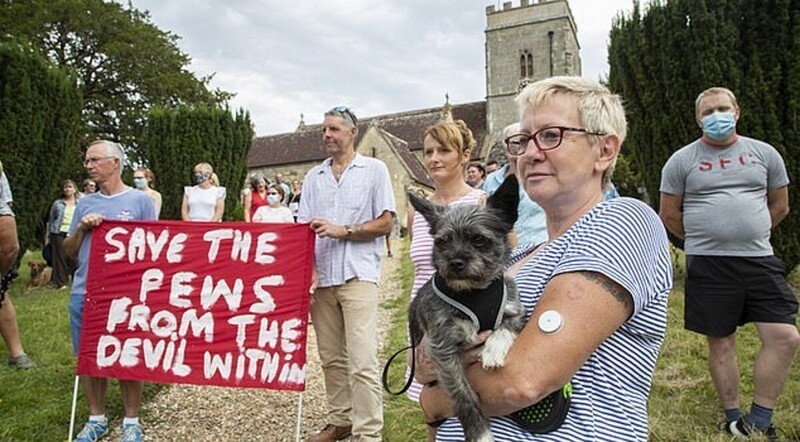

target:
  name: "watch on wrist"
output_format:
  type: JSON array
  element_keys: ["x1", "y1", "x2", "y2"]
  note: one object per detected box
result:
[{"x1": 345, "y1": 225, "x2": 354, "y2": 237}]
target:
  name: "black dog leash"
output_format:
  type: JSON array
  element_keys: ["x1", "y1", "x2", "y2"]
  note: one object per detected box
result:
[{"x1": 382, "y1": 343, "x2": 415, "y2": 395}]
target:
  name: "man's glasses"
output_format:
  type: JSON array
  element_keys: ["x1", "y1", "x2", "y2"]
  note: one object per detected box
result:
[
  {"x1": 83, "y1": 156, "x2": 115, "y2": 166},
  {"x1": 504, "y1": 126, "x2": 606, "y2": 156},
  {"x1": 326, "y1": 106, "x2": 358, "y2": 127}
]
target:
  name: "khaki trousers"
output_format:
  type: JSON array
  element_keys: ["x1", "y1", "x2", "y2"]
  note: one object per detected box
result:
[{"x1": 311, "y1": 279, "x2": 383, "y2": 441}]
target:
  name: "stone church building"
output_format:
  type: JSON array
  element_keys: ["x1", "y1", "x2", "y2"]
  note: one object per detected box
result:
[{"x1": 247, "y1": 0, "x2": 580, "y2": 231}]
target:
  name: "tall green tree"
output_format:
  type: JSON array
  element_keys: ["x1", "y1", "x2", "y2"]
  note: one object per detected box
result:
[
  {"x1": 0, "y1": 41, "x2": 83, "y2": 253},
  {"x1": 0, "y1": 0, "x2": 231, "y2": 163},
  {"x1": 608, "y1": 0, "x2": 800, "y2": 269},
  {"x1": 143, "y1": 106, "x2": 252, "y2": 221}
]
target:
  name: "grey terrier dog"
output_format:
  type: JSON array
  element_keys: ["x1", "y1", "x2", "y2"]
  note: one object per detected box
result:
[{"x1": 408, "y1": 175, "x2": 525, "y2": 442}]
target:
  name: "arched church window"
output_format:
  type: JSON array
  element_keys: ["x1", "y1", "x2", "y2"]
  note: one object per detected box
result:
[{"x1": 520, "y1": 49, "x2": 533, "y2": 79}]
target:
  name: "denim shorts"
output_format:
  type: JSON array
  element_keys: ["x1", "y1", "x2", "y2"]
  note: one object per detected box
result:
[{"x1": 69, "y1": 293, "x2": 85, "y2": 356}]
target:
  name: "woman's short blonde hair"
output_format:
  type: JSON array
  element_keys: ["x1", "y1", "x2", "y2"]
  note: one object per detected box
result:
[{"x1": 516, "y1": 76, "x2": 627, "y2": 191}]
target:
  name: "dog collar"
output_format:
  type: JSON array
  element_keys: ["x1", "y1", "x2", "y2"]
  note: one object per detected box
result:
[{"x1": 431, "y1": 274, "x2": 507, "y2": 331}]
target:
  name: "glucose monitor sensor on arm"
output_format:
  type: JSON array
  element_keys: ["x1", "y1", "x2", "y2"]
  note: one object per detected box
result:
[{"x1": 537, "y1": 310, "x2": 563, "y2": 333}]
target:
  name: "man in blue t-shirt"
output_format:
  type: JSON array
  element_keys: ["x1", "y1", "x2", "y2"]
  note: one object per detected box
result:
[
  {"x1": 65, "y1": 140, "x2": 156, "y2": 442},
  {"x1": 660, "y1": 87, "x2": 799, "y2": 438}
]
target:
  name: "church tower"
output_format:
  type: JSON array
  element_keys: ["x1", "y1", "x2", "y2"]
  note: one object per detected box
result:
[{"x1": 484, "y1": 0, "x2": 580, "y2": 156}]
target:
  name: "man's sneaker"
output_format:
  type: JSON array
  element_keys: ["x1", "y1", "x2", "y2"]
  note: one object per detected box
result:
[
  {"x1": 729, "y1": 416, "x2": 779, "y2": 441},
  {"x1": 8, "y1": 353, "x2": 37, "y2": 369},
  {"x1": 75, "y1": 420, "x2": 109, "y2": 442},
  {"x1": 120, "y1": 423, "x2": 143, "y2": 442}
]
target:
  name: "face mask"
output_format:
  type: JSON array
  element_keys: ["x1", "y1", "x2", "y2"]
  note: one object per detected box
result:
[
  {"x1": 193, "y1": 172, "x2": 209, "y2": 184},
  {"x1": 133, "y1": 177, "x2": 147, "y2": 189},
  {"x1": 267, "y1": 194, "x2": 281, "y2": 205},
  {"x1": 701, "y1": 112, "x2": 736, "y2": 141}
]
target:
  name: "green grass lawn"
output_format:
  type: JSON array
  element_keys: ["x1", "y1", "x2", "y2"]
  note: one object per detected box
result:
[
  {"x1": 0, "y1": 251, "x2": 162, "y2": 442},
  {"x1": 2, "y1": 247, "x2": 799, "y2": 441},
  {"x1": 381, "y1": 245, "x2": 800, "y2": 441}
]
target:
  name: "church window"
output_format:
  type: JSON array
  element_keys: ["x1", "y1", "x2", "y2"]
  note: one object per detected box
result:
[{"x1": 520, "y1": 50, "x2": 534, "y2": 79}]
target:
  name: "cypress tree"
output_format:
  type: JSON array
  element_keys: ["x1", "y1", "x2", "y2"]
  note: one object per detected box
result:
[
  {"x1": 0, "y1": 41, "x2": 83, "y2": 254},
  {"x1": 143, "y1": 106, "x2": 252, "y2": 221}
]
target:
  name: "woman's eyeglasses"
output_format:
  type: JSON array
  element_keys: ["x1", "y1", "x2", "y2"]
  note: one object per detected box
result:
[{"x1": 504, "y1": 126, "x2": 606, "y2": 156}]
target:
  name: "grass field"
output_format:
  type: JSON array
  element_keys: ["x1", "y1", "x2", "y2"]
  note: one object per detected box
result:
[
  {"x1": 1, "y1": 246, "x2": 798, "y2": 441},
  {"x1": 381, "y1": 245, "x2": 800, "y2": 442},
  {"x1": 0, "y1": 251, "x2": 162, "y2": 442}
]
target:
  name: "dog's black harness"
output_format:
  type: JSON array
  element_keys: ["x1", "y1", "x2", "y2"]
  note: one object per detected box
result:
[
  {"x1": 382, "y1": 274, "x2": 508, "y2": 396},
  {"x1": 432, "y1": 273, "x2": 506, "y2": 332}
]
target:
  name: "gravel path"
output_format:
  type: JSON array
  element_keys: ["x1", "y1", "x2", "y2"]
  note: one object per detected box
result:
[{"x1": 137, "y1": 247, "x2": 403, "y2": 442}]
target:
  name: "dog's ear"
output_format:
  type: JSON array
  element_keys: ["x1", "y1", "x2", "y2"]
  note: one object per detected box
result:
[
  {"x1": 407, "y1": 192, "x2": 444, "y2": 229},
  {"x1": 487, "y1": 174, "x2": 519, "y2": 231}
]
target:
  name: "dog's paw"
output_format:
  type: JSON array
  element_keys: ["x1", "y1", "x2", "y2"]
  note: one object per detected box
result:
[
  {"x1": 475, "y1": 432, "x2": 494, "y2": 442},
  {"x1": 480, "y1": 328, "x2": 516, "y2": 369}
]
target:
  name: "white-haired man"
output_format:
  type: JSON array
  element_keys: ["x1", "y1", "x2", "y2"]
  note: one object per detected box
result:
[{"x1": 65, "y1": 140, "x2": 156, "y2": 442}]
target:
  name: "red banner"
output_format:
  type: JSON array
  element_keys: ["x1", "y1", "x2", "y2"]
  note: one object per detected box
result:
[{"x1": 76, "y1": 220, "x2": 315, "y2": 392}]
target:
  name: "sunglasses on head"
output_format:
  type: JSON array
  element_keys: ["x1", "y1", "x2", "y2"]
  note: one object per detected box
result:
[{"x1": 326, "y1": 106, "x2": 357, "y2": 126}]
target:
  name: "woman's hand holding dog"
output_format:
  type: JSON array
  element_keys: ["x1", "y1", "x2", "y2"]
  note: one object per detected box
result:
[
  {"x1": 414, "y1": 330, "x2": 492, "y2": 386},
  {"x1": 463, "y1": 330, "x2": 492, "y2": 366},
  {"x1": 413, "y1": 336, "x2": 438, "y2": 386}
]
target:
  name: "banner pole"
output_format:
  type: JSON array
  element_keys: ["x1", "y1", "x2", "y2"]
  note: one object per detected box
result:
[
  {"x1": 294, "y1": 392, "x2": 304, "y2": 442},
  {"x1": 68, "y1": 375, "x2": 80, "y2": 442}
]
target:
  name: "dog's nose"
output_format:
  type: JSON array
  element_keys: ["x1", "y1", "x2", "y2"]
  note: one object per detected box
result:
[{"x1": 451, "y1": 259, "x2": 466, "y2": 271}]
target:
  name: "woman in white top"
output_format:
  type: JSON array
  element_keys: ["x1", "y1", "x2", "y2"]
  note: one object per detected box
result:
[
  {"x1": 252, "y1": 184, "x2": 294, "y2": 223},
  {"x1": 181, "y1": 162, "x2": 225, "y2": 222}
]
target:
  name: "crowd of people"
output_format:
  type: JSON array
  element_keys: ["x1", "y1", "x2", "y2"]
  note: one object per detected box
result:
[{"x1": 0, "y1": 78, "x2": 798, "y2": 442}]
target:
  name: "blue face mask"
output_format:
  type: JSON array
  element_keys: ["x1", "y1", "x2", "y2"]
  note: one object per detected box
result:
[
  {"x1": 133, "y1": 177, "x2": 147, "y2": 189},
  {"x1": 267, "y1": 194, "x2": 281, "y2": 205},
  {"x1": 701, "y1": 112, "x2": 736, "y2": 141}
]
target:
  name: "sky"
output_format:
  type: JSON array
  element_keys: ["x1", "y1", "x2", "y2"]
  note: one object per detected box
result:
[{"x1": 131, "y1": 0, "x2": 636, "y2": 137}]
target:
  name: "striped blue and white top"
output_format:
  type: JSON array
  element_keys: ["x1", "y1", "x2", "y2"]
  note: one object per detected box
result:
[{"x1": 436, "y1": 197, "x2": 673, "y2": 442}]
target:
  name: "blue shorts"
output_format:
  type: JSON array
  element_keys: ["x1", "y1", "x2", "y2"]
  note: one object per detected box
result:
[{"x1": 69, "y1": 293, "x2": 85, "y2": 356}]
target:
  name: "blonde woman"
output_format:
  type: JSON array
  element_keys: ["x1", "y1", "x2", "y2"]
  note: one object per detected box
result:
[
  {"x1": 46, "y1": 179, "x2": 79, "y2": 288},
  {"x1": 181, "y1": 163, "x2": 225, "y2": 222}
]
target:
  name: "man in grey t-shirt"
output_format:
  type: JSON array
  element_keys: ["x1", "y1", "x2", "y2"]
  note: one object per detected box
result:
[{"x1": 660, "y1": 87, "x2": 799, "y2": 438}]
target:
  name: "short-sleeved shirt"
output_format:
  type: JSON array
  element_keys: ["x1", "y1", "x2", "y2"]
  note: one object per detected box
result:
[
  {"x1": 184, "y1": 185, "x2": 226, "y2": 221},
  {"x1": 435, "y1": 198, "x2": 673, "y2": 441},
  {"x1": 297, "y1": 153, "x2": 396, "y2": 287},
  {"x1": 0, "y1": 169, "x2": 14, "y2": 216},
  {"x1": 69, "y1": 188, "x2": 157, "y2": 297},
  {"x1": 483, "y1": 165, "x2": 548, "y2": 247},
  {"x1": 660, "y1": 136, "x2": 790, "y2": 256}
]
